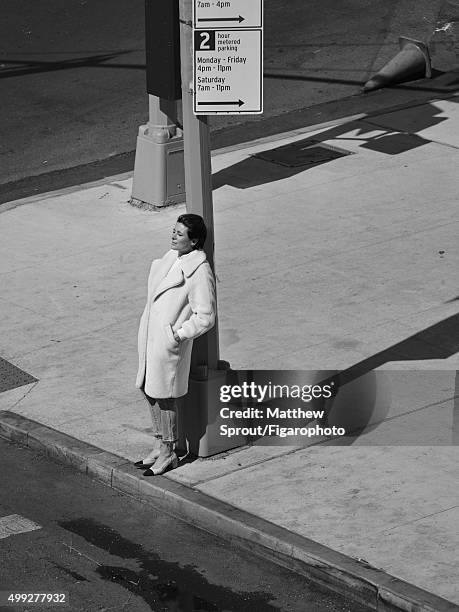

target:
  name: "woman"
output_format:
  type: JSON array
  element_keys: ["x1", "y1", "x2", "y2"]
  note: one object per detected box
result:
[{"x1": 135, "y1": 214, "x2": 216, "y2": 476}]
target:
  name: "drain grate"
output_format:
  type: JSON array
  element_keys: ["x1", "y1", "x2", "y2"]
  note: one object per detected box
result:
[
  {"x1": 252, "y1": 139, "x2": 353, "y2": 168},
  {"x1": 0, "y1": 357, "x2": 38, "y2": 393}
]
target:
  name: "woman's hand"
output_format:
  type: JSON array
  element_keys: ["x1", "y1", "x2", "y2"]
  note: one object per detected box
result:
[{"x1": 173, "y1": 331, "x2": 181, "y2": 343}]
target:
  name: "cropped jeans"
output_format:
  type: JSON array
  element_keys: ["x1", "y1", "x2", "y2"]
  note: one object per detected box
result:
[{"x1": 142, "y1": 387, "x2": 178, "y2": 443}]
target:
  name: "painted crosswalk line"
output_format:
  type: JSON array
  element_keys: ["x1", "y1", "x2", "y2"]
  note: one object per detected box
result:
[{"x1": 0, "y1": 514, "x2": 42, "y2": 539}]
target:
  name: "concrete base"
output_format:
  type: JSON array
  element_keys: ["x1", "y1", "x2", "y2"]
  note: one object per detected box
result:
[
  {"x1": 178, "y1": 368, "x2": 248, "y2": 458},
  {"x1": 131, "y1": 126, "x2": 185, "y2": 208},
  {"x1": 178, "y1": 369, "x2": 336, "y2": 458}
]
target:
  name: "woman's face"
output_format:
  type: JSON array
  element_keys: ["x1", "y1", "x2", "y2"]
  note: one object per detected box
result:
[{"x1": 171, "y1": 222, "x2": 195, "y2": 255}]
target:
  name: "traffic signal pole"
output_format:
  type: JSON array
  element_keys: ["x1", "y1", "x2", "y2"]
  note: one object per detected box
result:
[
  {"x1": 179, "y1": 0, "x2": 219, "y2": 372},
  {"x1": 131, "y1": 0, "x2": 185, "y2": 208}
]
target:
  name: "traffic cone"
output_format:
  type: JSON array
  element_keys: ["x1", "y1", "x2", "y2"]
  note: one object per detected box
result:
[{"x1": 363, "y1": 36, "x2": 432, "y2": 92}]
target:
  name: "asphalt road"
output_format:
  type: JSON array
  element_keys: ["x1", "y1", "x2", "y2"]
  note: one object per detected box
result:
[
  {"x1": 0, "y1": 437, "x2": 369, "y2": 612},
  {"x1": 0, "y1": 0, "x2": 449, "y2": 201}
]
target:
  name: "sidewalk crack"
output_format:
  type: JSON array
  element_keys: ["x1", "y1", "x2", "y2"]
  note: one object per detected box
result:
[
  {"x1": 378, "y1": 504, "x2": 459, "y2": 535},
  {"x1": 9, "y1": 380, "x2": 39, "y2": 409},
  {"x1": 189, "y1": 446, "x2": 310, "y2": 486}
]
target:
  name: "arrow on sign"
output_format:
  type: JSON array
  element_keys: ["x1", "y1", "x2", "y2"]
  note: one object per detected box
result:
[
  {"x1": 198, "y1": 15, "x2": 245, "y2": 23},
  {"x1": 198, "y1": 100, "x2": 245, "y2": 107}
]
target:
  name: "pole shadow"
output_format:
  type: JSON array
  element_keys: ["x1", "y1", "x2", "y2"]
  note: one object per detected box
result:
[
  {"x1": 338, "y1": 311, "x2": 459, "y2": 387},
  {"x1": 318, "y1": 310, "x2": 459, "y2": 446}
]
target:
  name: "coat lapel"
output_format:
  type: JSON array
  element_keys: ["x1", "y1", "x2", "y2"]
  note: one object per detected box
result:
[
  {"x1": 152, "y1": 252, "x2": 182, "y2": 300},
  {"x1": 151, "y1": 249, "x2": 207, "y2": 301}
]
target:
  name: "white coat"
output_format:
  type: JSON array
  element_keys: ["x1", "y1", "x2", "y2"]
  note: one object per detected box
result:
[{"x1": 136, "y1": 249, "x2": 216, "y2": 399}]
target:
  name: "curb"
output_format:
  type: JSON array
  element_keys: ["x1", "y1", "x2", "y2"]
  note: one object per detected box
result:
[
  {"x1": 2, "y1": 78, "x2": 458, "y2": 212},
  {"x1": 1, "y1": 411, "x2": 458, "y2": 612}
]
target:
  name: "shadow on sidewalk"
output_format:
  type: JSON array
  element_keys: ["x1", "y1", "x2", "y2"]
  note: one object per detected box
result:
[
  {"x1": 175, "y1": 312, "x2": 459, "y2": 455},
  {"x1": 304, "y1": 311, "x2": 459, "y2": 447},
  {"x1": 212, "y1": 98, "x2": 457, "y2": 190},
  {"x1": 338, "y1": 311, "x2": 459, "y2": 387}
]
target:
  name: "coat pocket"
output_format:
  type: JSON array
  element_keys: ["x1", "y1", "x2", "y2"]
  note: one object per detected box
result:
[{"x1": 164, "y1": 323, "x2": 180, "y2": 352}]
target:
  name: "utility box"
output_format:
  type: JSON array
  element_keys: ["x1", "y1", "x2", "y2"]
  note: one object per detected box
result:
[{"x1": 145, "y1": 0, "x2": 181, "y2": 100}]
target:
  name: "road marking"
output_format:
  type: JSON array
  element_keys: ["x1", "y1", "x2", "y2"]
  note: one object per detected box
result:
[{"x1": 0, "y1": 514, "x2": 42, "y2": 539}]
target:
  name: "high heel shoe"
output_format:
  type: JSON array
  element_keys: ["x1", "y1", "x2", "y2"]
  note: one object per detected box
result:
[
  {"x1": 143, "y1": 452, "x2": 178, "y2": 476},
  {"x1": 134, "y1": 449, "x2": 161, "y2": 468}
]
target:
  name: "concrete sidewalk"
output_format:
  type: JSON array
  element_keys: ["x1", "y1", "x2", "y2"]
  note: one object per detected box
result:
[{"x1": 1, "y1": 92, "x2": 459, "y2": 610}]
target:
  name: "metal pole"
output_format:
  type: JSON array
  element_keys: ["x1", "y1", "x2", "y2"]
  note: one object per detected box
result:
[{"x1": 179, "y1": 0, "x2": 219, "y2": 372}]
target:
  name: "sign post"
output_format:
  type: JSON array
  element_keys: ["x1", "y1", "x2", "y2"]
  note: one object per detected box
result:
[
  {"x1": 179, "y1": 0, "x2": 219, "y2": 373},
  {"x1": 178, "y1": 0, "x2": 263, "y2": 457}
]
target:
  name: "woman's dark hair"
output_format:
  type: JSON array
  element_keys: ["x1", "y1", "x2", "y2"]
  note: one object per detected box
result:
[{"x1": 177, "y1": 214, "x2": 207, "y2": 250}]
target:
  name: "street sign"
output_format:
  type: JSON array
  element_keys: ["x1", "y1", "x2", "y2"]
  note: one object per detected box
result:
[
  {"x1": 194, "y1": 29, "x2": 262, "y2": 114},
  {"x1": 193, "y1": 0, "x2": 263, "y2": 30},
  {"x1": 193, "y1": 0, "x2": 263, "y2": 115}
]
